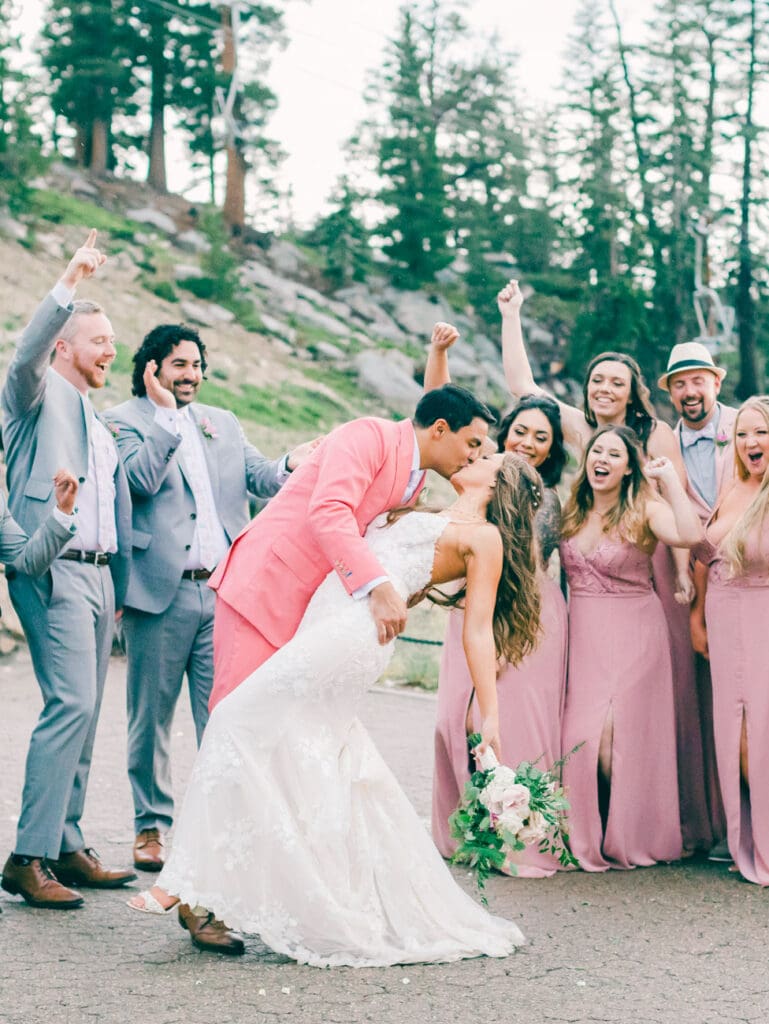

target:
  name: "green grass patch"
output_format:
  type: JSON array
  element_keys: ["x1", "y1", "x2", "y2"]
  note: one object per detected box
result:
[
  {"x1": 177, "y1": 275, "x2": 217, "y2": 300},
  {"x1": 198, "y1": 379, "x2": 350, "y2": 431},
  {"x1": 110, "y1": 342, "x2": 134, "y2": 376},
  {"x1": 299, "y1": 364, "x2": 362, "y2": 405},
  {"x1": 28, "y1": 189, "x2": 139, "y2": 240},
  {"x1": 143, "y1": 278, "x2": 178, "y2": 303},
  {"x1": 177, "y1": 277, "x2": 263, "y2": 333}
]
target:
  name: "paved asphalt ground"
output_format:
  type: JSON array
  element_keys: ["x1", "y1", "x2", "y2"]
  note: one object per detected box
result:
[{"x1": 0, "y1": 648, "x2": 767, "y2": 1024}]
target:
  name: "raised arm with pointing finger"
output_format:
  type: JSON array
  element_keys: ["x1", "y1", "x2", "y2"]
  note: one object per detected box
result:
[{"x1": 0, "y1": 229, "x2": 136, "y2": 912}]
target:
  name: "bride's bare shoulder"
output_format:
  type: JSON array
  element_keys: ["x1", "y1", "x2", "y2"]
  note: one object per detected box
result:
[{"x1": 444, "y1": 520, "x2": 503, "y2": 560}]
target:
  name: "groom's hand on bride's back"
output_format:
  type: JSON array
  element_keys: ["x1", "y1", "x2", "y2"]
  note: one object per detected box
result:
[{"x1": 370, "y1": 582, "x2": 408, "y2": 645}]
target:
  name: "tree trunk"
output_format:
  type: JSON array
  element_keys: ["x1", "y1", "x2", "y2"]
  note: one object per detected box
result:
[
  {"x1": 90, "y1": 118, "x2": 109, "y2": 177},
  {"x1": 74, "y1": 122, "x2": 89, "y2": 167},
  {"x1": 221, "y1": 5, "x2": 246, "y2": 234},
  {"x1": 147, "y1": 13, "x2": 168, "y2": 191},
  {"x1": 736, "y1": 0, "x2": 759, "y2": 399},
  {"x1": 224, "y1": 144, "x2": 246, "y2": 235},
  {"x1": 608, "y1": 0, "x2": 663, "y2": 260}
]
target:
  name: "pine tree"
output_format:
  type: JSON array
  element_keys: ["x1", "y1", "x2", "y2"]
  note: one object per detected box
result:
[
  {"x1": 375, "y1": 5, "x2": 452, "y2": 285},
  {"x1": 0, "y1": 1, "x2": 46, "y2": 210},
  {"x1": 728, "y1": 0, "x2": 769, "y2": 396},
  {"x1": 303, "y1": 176, "x2": 373, "y2": 289},
  {"x1": 42, "y1": 0, "x2": 139, "y2": 175},
  {"x1": 558, "y1": 1, "x2": 653, "y2": 373}
]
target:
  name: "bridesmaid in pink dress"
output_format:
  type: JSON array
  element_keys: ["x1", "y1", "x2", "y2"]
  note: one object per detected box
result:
[
  {"x1": 497, "y1": 280, "x2": 712, "y2": 854},
  {"x1": 423, "y1": 324, "x2": 568, "y2": 877},
  {"x1": 433, "y1": 402, "x2": 568, "y2": 876},
  {"x1": 560, "y1": 426, "x2": 703, "y2": 870},
  {"x1": 690, "y1": 397, "x2": 769, "y2": 885}
]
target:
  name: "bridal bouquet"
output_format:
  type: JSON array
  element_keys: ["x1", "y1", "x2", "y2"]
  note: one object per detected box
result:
[{"x1": 449, "y1": 734, "x2": 578, "y2": 895}]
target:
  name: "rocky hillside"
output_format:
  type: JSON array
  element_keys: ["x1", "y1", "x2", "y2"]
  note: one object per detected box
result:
[
  {"x1": 0, "y1": 163, "x2": 572, "y2": 658},
  {"x1": 0, "y1": 163, "x2": 576, "y2": 458}
]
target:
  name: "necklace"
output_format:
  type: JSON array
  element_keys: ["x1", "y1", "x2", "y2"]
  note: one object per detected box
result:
[{"x1": 444, "y1": 508, "x2": 486, "y2": 524}]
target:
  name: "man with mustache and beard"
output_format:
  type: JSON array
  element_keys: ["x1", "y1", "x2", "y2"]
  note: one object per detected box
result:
[
  {"x1": 105, "y1": 324, "x2": 315, "y2": 953},
  {"x1": 658, "y1": 340, "x2": 736, "y2": 865},
  {"x1": 659, "y1": 341, "x2": 735, "y2": 519}
]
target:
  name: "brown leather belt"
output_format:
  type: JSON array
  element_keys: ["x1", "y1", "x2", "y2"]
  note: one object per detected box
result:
[
  {"x1": 181, "y1": 568, "x2": 212, "y2": 581},
  {"x1": 59, "y1": 550, "x2": 113, "y2": 565}
]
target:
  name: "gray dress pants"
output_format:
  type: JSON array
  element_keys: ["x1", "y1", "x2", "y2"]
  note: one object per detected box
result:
[
  {"x1": 123, "y1": 577, "x2": 214, "y2": 833},
  {"x1": 9, "y1": 561, "x2": 115, "y2": 858}
]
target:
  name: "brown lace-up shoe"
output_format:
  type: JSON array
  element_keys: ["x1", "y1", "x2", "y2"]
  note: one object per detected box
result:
[
  {"x1": 133, "y1": 829, "x2": 165, "y2": 871},
  {"x1": 1, "y1": 854, "x2": 84, "y2": 909},
  {"x1": 178, "y1": 903, "x2": 245, "y2": 955},
  {"x1": 50, "y1": 848, "x2": 137, "y2": 888}
]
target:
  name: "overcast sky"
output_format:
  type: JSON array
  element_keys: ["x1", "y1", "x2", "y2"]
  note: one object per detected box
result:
[{"x1": 13, "y1": 1, "x2": 644, "y2": 225}]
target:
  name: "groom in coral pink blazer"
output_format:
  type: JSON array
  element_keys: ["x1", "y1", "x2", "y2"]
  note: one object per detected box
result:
[{"x1": 208, "y1": 385, "x2": 495, "y2": 709}]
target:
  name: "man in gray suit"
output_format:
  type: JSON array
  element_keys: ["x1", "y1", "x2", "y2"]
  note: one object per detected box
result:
[
  {"x1": 1, "y1": 231, "x2": 136, "y2": 909},
  {"x1": 105, "y1": 323, "x2": 313, "y2": 952}
]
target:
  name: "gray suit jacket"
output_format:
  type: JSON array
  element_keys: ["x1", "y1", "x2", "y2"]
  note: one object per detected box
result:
[
  {"x1": 104, "y1": 396, "x2": 284, "y2": 614},
  {"x1": 0, "y1": 494, "x2": 77, "y2": 577},
  {"x1": 674, "y1": 402, "x2": 738, "y2": 523},
  {"x1": 1, "y1": 294, "x2": 133, "y2": 605}
]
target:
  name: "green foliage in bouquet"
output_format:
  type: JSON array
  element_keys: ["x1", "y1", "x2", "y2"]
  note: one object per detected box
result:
[
  {"x1": 448, "y1": 763, "x2": 506, "y2": 898},
  {"x1": 449, "y1": 733, "x2": 580, "y2": 900}
]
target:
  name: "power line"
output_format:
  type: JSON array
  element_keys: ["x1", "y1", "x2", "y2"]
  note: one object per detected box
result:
[{"x1": 130, "y1": 0, "x2": 221, "y2": 32}]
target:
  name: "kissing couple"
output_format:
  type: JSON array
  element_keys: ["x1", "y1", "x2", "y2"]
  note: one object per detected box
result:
[{"x1": 130, "y1": 384, "x2": 543, "y2": 967}]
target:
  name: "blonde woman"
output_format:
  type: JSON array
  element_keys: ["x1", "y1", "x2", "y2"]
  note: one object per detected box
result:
[
  {"x1": 559, "y1": 426, "x2": 703, "y2": 870},
  {"x1": 690, "y1": 397, "x2": 769, "y2": 885}
]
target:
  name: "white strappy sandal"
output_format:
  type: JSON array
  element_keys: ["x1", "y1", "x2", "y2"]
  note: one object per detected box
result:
[{"x1": 127, "y1": 889, "x2": 180, "y2": 915}]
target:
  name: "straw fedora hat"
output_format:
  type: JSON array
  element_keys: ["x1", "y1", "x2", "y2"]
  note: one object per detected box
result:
[{"x1": 658, "y1": 342, "x2": 727, "y2": 391}]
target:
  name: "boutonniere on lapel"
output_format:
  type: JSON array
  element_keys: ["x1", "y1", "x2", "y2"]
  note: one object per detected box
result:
[
  {"x1": 199, "y1": 416, "x2": 218, "y2": 440},
  {"x1": 106, "y1": 421, "x2": 120, "y2": 439},
  {"x1": 715, "y1": 430, "x2": 730, "y2": 449}
]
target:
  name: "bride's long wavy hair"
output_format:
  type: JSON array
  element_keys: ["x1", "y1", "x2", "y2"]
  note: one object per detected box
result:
[
  {"x1": 484, "y1": 454, "x2": 543, "y2": 665},
  {"x1": 415, "y1": 453, "x2": 543, "y2": 667}
]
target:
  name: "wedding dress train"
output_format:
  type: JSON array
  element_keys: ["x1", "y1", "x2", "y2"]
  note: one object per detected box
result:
[{"x1": 158, "y1": 511, "x2": 525, "y2": 967}]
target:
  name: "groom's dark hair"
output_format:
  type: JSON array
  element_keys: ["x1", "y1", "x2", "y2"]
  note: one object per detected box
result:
[{"x1": 414, "y1": 384, "x2": 496, "y2": 432}]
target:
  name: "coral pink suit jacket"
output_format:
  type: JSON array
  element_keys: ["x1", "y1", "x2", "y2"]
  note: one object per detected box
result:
[{"x1": 209, "y1": 415, "x2": 423, "y2": 655}]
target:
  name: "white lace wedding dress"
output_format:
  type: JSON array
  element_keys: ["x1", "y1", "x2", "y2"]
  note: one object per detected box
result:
[{"x1": 158, "y1": 511, "x2": 525, "y2": 967}]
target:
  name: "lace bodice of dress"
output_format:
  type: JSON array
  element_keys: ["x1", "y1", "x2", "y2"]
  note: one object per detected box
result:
[
  {"x1": 362, "y1": 511, "x2": 451, "y2": 600},
  {"x1": 694, "y1": 523, "x2": 769, "y2": 588},
  {"x1": 560, "y1": 533, "x2": 653, "y2": 596},
  {"x1": 270, "y1": 511, "x2": 451, "y2": 705}
]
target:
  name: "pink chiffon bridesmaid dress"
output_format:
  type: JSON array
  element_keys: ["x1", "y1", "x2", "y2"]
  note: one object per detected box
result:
[
  {"x1": 432, "y1": 484, "x2": 568, "y2": 879},
  {"x1": 697, "y1": 529, "x2": 769, "y2": 885},
  {"x1": 651, "y1": 543, "x2": 713, "y2": 853},
  {"x1": 560, "y1": 535, "x2": 683, "y2": 870}
]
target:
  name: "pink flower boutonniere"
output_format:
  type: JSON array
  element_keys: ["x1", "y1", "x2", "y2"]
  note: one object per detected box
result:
[
  {"x1": 715, "y1": 430, "x2": 730, "y2": 449},
  {"x1": 199, "y1": 417, "x2": 218, "y2": 440},
  {"x1": 106, "y1": 421, "x2": 120, "y2": 439}
]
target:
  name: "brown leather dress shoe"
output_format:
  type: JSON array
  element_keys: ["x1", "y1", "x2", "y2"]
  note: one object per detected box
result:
[
  {"x1": 1, "y1": 854, "x2": 84, "y2": 909},
  {"x1": 178, "y1": 903, "x2": 245, "y2": 955},
  {"x1": 133, "y1": 829, "x2": 165, "y2": 872},
  {"x1": 50, "y1": 848, "x2": 137, "y2": 889}
]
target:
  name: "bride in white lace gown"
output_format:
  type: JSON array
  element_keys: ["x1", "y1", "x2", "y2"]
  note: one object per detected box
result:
[{"x1": 131, "y1": 452, "x2": 543, "y2": 967}]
